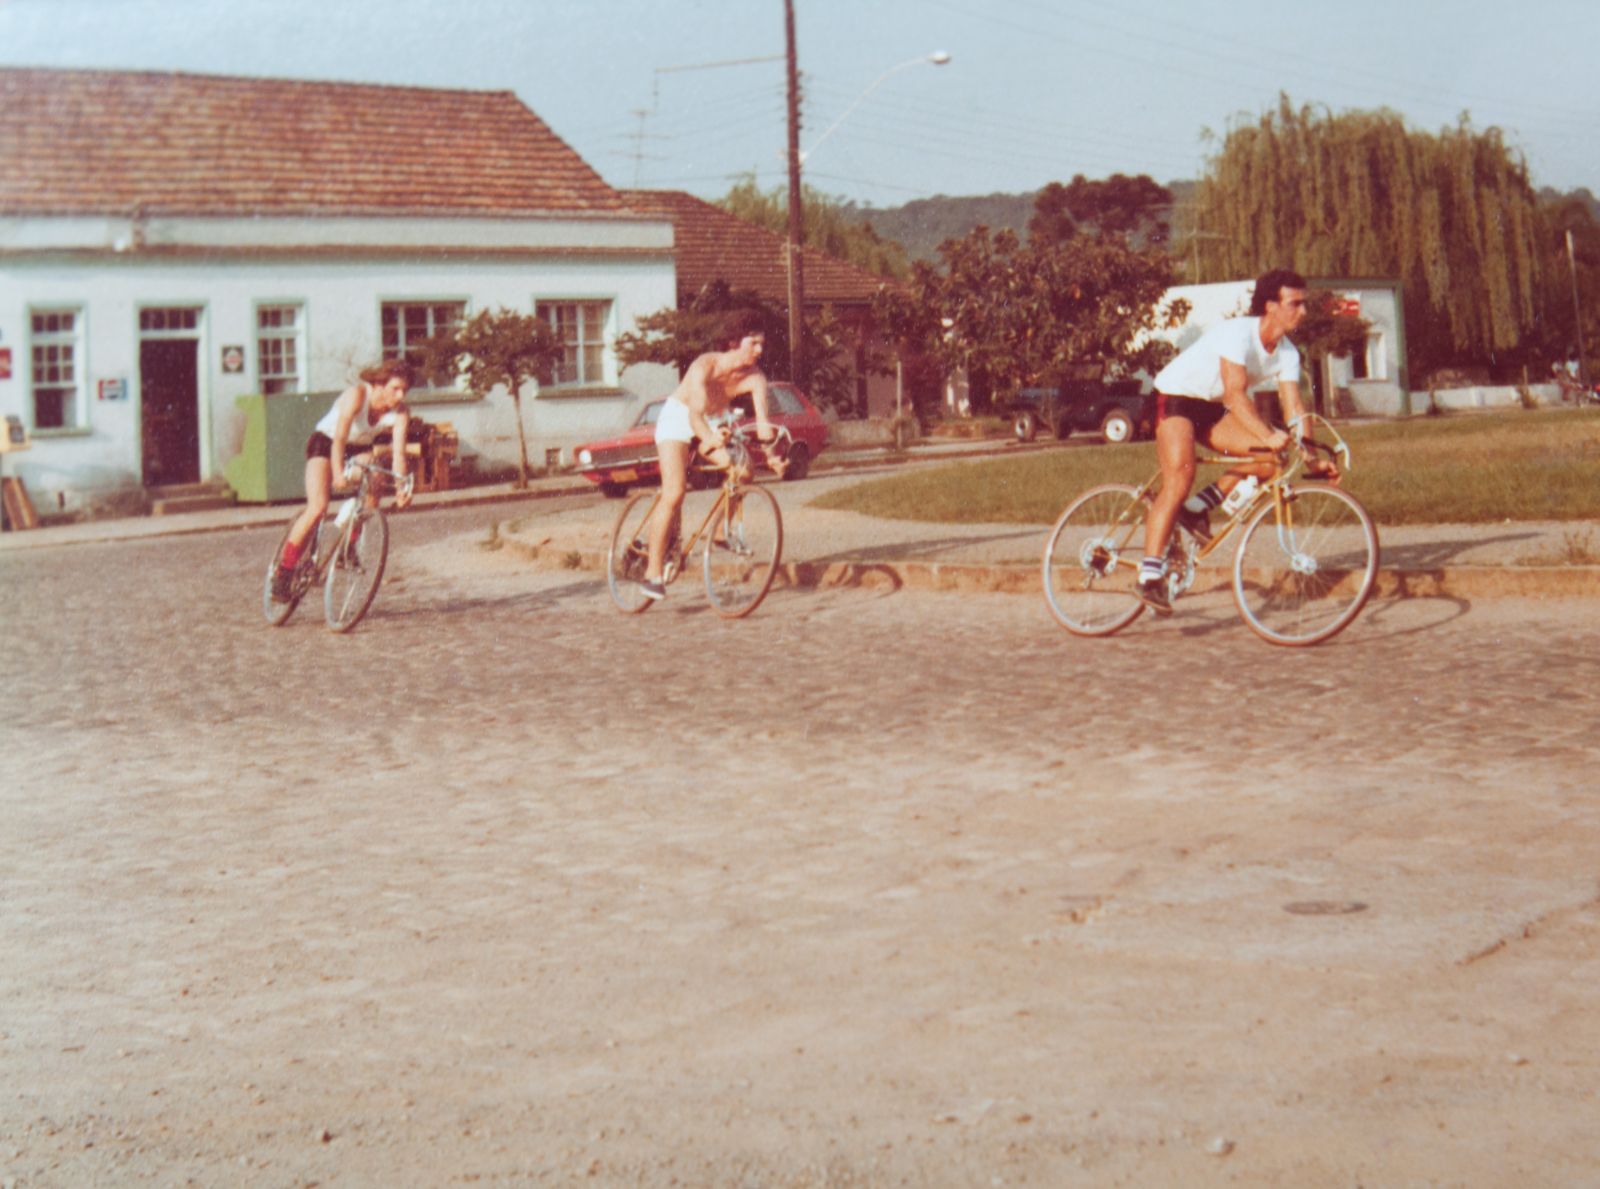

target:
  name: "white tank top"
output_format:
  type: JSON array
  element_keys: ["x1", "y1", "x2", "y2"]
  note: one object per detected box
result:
[{"x1": 315, "y1": 384, "x2": 400, "y2": 446}]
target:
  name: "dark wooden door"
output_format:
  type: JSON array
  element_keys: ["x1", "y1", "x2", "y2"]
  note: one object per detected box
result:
[{"x1": 141, "y1": 339, "x2": 200, "y2": 486}]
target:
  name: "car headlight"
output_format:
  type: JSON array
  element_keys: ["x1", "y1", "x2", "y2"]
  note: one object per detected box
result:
[{"x1": 577, "y1": 449, "x2": 593, "y2": 466}]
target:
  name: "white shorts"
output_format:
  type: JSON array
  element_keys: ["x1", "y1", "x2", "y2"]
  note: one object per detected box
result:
[{"x1": 653, "y1": 397, "x2": 694, "y2": 445}]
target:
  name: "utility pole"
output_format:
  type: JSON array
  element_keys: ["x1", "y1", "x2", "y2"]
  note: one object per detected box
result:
[
  {"x1": 784, "y1": 0, "x2": 805, "y2": 387},
  {"x1": 1568, "y1": 229, "x2": 1590, "y2": 389}
]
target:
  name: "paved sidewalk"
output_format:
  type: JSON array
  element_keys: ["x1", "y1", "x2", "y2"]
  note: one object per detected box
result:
[{"x1": 4, "y1": 440, "x2": 1596, "y2": 597}]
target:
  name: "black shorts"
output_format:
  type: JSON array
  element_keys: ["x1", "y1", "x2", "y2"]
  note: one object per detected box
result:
[
  {"x1": 305, "y1": 432, "x2": 333, "y2": 460},
  {"x1": 1155, "y1": 393, "x2": 1227, "y2": 437}
]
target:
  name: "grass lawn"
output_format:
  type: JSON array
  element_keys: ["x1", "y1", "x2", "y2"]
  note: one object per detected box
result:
[{"x1": 813, "y1": 407, "x2": 1600, "y2": 525}]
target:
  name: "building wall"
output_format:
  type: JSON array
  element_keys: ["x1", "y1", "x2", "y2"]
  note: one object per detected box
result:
[
  {"x1": 1153, "y1": 279, "x2": 1408, "y2": 417},
  {"x1": 0, "y1": 249, "x2": 677, "y2": 512}
]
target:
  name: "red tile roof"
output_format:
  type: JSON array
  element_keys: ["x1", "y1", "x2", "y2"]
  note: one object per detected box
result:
[
  {"x1": 620, "y1": 189, "x2": 892, "y2": 307},
  {"x1": 0, "y1": 67, "x2": 625, "y2": 217}
]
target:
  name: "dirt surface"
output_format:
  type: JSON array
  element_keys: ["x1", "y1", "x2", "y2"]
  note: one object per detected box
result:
[{"x1": 4, "y1": 512, "x2": 1599, "y2": 1186}]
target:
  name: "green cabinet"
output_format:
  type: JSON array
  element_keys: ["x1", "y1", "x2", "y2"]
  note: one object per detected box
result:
[{"x1": 225, "y1": 391, "x2": 333, "y2": 503}]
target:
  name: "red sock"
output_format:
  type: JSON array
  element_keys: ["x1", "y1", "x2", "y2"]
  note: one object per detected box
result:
[{"x1": 280, "y1": 539, "x2": 302, "y2": 569}]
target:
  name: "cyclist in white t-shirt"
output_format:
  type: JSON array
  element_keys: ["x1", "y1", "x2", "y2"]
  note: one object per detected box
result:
[{"x1": 1137, "y1": 268, "x2": 1325, "y2": 614}]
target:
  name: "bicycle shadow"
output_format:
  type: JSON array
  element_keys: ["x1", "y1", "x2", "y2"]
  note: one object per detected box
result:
[
  {"x1": 1378, "y1": 529, "x2": 1545, "y2": 571},
  {"x1": 368, "y1": 573, "x2": 608, "y2": 621},
  {"x1": 800, "y1": 528, "x2": 1041, "y2": 566},
  {"x1": 1154, "y1": 585, "x2": 1472, "y2": 645}
]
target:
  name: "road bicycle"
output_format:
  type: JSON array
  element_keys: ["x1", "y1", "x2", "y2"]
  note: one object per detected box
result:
[
  {"x1": 606, "y1": 422, "x2": 789, "y2": 618},
  {"x1": 1042, "y1": 414, "x2": 1379, "y2": 646},
  {"x1": 262, "y1": 459, "x2": 413, "y2": 633}
]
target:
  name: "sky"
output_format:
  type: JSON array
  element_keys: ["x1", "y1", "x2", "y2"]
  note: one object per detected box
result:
[{"x1": 2, "y1": 0, "x2": 1596, "y2": 211}]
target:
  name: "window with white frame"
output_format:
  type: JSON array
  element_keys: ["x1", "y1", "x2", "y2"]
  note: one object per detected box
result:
[
  {"x1": 30, "y1": 309, "x2": 84, "y2": 430},
  {"x1": 537, "y1": 299, "x2": 612, "y2": 387},
  {"x1": 139, "y1": 307, "x2": 200, "y2": 333},
  {"x1": 381, "y1": 301, "x2": 465, "y2": 388},
  {"x1": 257, "y1": 303, "x2": 304, "y2": 395},
  {"x1": 1351, "y1": 330, "x2": 1387, "y2": 382}
]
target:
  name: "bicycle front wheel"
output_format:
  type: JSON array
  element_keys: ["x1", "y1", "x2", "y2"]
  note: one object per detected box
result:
[
  {"x1": 702, "y1": 485, "x2": 782, "y2": 618},
  {"x1": 1232, "y1": 482, "x2": 1378, "y2": 646},
  {"x1": 323, "y1": 508, "x2": 389, "y2": 633},
  {"x1": 606, "y1": 491, "x2": 662, "y2": 613},
  {"x1": 1042, "y1": 483, "x2": 1146, "y2": 636}
]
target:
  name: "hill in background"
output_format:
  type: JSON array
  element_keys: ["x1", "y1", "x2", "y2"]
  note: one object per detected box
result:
[{"x1": 855, "y1": 180, "x2": 1196, "y2": 262}]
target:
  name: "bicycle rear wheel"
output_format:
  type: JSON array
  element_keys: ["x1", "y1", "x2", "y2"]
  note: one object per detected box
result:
[
  {"x1": 323, "y1": 508, "x2": 389, "y2": 633},
  {"x1": 1042, "y1": 483, "x2": 1147, "y2": 636},
  {"x1": 702, "y1": 485, "x2": 782, "y2": 618},
  {"x1": 262, "y1": 519, "x2": 323, "y2": 627},
  {"x1": 607, "y1": 491, "x2": 660, "y2": 613},
  {"x1": 1232, "y1": 482, "x2": 1378, "y2": 646}
]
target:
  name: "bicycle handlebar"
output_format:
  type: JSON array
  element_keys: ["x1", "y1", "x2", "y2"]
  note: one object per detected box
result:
[
  {"x1": 1204, "y1": 414, "x2": 1352, "y2": 476},
  {"x1": 343, "y1": 458, "x2": 415, "y2": 499},
  {"x1": 700, "y1": 419, "x2": 793, "y2": 468}
]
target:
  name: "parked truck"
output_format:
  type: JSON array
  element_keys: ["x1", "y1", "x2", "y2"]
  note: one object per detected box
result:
[{"x1": 1006, "y1": 378, "x2": 1153, "y2": 445}]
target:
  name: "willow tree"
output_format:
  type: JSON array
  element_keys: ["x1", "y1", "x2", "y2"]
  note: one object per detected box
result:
[{"x1": 1185, "y1": 97, "x2": 1544, "y2": 372}]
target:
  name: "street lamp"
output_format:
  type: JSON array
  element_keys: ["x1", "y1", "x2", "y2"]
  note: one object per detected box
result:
[
  {"x1": 800, "y1": 51, "x2": 952, "y2": 165},
  {"x1": 783, "y1": 9, "x2": 950, "y2": 386}
]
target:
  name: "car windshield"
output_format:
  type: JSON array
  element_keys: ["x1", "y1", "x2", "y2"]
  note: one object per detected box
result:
[{"x1": 634, "y1": 401, "x2": 664, "y2": 428}]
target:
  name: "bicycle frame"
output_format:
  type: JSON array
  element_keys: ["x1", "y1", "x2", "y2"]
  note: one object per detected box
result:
[
  {"x1": 315, "y1": 461, "x2": 412, "y2": 575},
  {"x1": 263, "y1": 458, "x2": 413, "y2": 630},
  {"x1": 1096, "y1": 414, "x2": 1353, "y2": 579},
  {"x1": 605, "y1": 421, "x2": 789, "y2": 618},
  {"x1": 640, "y1": 423, "x2": 787, "y2": 582}
]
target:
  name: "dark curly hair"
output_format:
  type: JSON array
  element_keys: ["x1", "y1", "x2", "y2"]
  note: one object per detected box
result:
[
  {"x1": 717, "y1": 309, "x2": 767, "y2": 349},
  {"x1": 358, "y1": 358, "x2": 418, "y2": 387},
  {"x1": 1249, "y1": 268, "x2": 1308, "y2": 317}
]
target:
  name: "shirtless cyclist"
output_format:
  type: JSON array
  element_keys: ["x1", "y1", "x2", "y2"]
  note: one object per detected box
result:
[{"x1": 640, "y1": 310, "x2": 780, "y2": 602}]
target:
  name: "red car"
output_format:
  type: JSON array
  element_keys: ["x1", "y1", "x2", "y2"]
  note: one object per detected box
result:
[{"x1": 574, "y1": 382, "x2": 828, "y2": 497}]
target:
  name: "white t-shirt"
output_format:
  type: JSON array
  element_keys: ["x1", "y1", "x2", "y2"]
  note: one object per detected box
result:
[{"x1": 1153, "y1": 317, "x2": 1300, "y2": 401}]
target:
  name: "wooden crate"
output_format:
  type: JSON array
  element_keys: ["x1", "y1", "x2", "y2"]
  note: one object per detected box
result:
[
  {"x1": 2, "y1": 476, "x2": 40, "y2": 530},
  {"x1": 415, "y1": 421, "x2": 458, "y2": 493}
]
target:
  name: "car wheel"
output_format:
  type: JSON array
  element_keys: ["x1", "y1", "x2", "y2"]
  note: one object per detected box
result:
[
  {"x1": 1100, "y1": 408, "x2": 1134, "y2": 445},
  {"x1": 782, "y1": 442, "x2": 811, "y2": 481},
  {"x1": 1013, "y1": 410, "x2": 1039, "y2": 443},
  {"x1": 598, "y1": 480, "x2": 629, "y2": 499}
]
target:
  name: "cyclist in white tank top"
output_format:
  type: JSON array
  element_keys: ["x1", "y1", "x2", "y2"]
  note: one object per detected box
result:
[{"x1": 270, "y1": 359, "x2": 415, "y2": 602}]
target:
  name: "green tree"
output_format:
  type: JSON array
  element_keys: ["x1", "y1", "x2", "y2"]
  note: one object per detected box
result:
[
  {"x1": 874, "y1": 227, "x2": 1187, "y2": 407},
  {"x1": 1029, "y1": 173, "x2": 1172, "y2": 245},
  {"x1": 425, "y1": 308, "x2": 563, "y2": 489},
  {"x1": 614, "y1": 280, "x2": 869, "y2": 415},
  {"x1": 719, "y1": 174, "x2": 910, "y2": 279},
  {"x1": 1185, "y1": 97, "x2": 1546, "y2": 375}
]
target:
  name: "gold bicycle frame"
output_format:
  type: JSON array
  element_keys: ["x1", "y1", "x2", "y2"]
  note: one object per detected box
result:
[
  {"x1": 634, "y1": 426, "x2": 780, "y2": 584},
  {"x1": 1093, "y1": 413, "x2": 1354, "y2": 574}
]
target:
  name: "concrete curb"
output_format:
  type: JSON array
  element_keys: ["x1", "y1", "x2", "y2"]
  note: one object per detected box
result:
[{"x1": 507, "y1": 537, "x2": 1600, "y2": 601}]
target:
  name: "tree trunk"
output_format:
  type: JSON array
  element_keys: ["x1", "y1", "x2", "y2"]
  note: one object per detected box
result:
[{"x1": 511, "y1": 391, "x2": 531, "y2": 489}]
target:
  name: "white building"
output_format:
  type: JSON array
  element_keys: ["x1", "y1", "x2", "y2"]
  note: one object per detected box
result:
[
  {"x1": 0, "y1": 67, "x2": 678, "y2": 516},
  {"x1": 1155, "y1": 278, "x2": 1410, "y2": 417}
]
